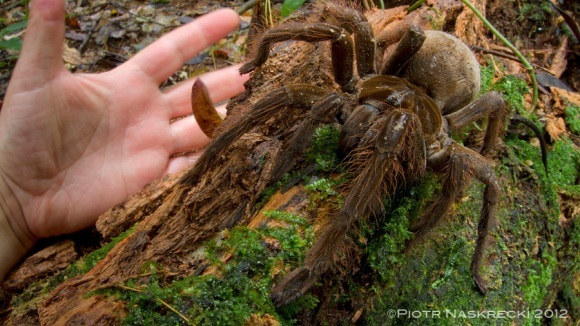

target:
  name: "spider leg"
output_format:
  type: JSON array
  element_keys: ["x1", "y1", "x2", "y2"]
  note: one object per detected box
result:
[
  {"x1": 240, "y1": 23, "x2": 357, "y2": 92},
  {"x1": 411, "y1": 141, "x2": 500, "y2": 294},
  {"x1": 339, "y1": 103, "x2": 380, "y2": 155},
  {"x1": 270, "y1": 93, "x2": 344, "y2": 182},
  {"x1": 271, "y1": 109, "x2": 426, "y2": 307},
  {"x1": 379, "y1": 25, "x2": 426, "y2": 76},
  {"x1": 191, "y1": 79, "x2": 224, "y2": 138},
  {"x1": 444, "y1": 91, "x2": 507, "y2": 157},
  {"x1": 180, "y1": 84, "x2": 328, "y2": 185},
  {"x1": 321, "y1": 3, "x2": 376, "y2": 77}
]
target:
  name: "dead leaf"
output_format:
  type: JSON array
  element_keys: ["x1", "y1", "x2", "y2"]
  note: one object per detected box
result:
[
  {"x1": 545, "y1": 115, "x2": 567, "y2": 139},
  {"x1": 110, "y1": 29, "x2": 125, "y2": 39},
  {"x1": 352, "y1": 308, "x2": 364, "y2": 323},
  {"x1": 62, "y1": 44, "x2": 90, "y2": 65},
  {"x1": 67, "y1": 17, "x2": 81, "y2": 29},
  {"x1": 65, "y1": 30, "x2": 87, "y2": 42},
  {"x1": 550, "y1": 38, "x2": 568, "y2": 78},
  {"x1": 212, "y1": 49, "x2": 230, "y2": 59},
  {"x1": 245, "y1": 314, "x2": 280, "y2": 326},
  {"x1": 551, "y1": 87, "x2": 580, "y2": 114},
  {"x1": 263, "y1": 237, "x2": 281, "y2": 251}
]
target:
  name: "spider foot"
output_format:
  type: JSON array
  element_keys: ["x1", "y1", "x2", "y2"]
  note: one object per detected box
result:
[
  {"x1": 239, "y1": 60, "x2": 257, "y2": 74},
  {"x1": 270, "y1": 267, "x2": 316, "y2": 307},
  {"x1": 191, "y1": 79, "x2": 224, "y2": 138}
]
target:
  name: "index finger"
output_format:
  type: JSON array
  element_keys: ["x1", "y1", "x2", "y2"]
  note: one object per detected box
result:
[{"x1": 126, "y1": 9, "x2": 240, "y2": 84}]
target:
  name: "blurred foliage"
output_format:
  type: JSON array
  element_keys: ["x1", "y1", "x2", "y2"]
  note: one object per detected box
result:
[
  {"x1": 0, "y1": 19, "x2": 26, "y2": 52},
  {"x1": 281, "y1": 0, "x2": 307, "y2": 17}
]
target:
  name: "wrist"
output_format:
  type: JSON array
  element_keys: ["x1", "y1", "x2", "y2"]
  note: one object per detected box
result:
[{"x1": 0, "y1": 175, "x2": 36, "y2": 281}]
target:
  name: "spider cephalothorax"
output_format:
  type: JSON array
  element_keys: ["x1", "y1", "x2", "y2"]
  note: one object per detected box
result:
[{"x1": 190, "y1": 3, "x2": 507, "y2": 306}]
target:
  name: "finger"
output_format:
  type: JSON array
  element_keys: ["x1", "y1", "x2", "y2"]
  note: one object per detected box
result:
[
  {"x1": 164, "y1": 64, "x2": 248, "y2": 119},
  {"x1": 127, "y1": 9, "x2": 241, "y2": 84},
  {"x1": 166, "y1": 152, "x2": 203, "y2": 175},
  {"x1": 169, "y1": 104, "x2": 227, "y2": 154},
  {"x1": 11, "y1": 0, "x2": 67, "y2": 89}
]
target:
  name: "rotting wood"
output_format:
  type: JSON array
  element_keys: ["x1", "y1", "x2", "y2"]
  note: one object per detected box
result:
[{"x1": 3, "y1": 241, "x2": 78, "y2": 292}]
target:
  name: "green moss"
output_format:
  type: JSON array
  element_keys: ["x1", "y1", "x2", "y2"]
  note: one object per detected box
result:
[
  {"x1": 305, "y1": 177, "x2": 341, "y2": 202},
  {"x1": 522, "y1": 253, "x2": 556, "y2": 309},
  {"x1": 359, "y1": 128, "x2": 577, "y2": 324},
  {"x1": 263, "y1": 210, "x2": 309, "y2": 226},
  {"x1": 572, "y1": 216, "x2": 580, "y2": 249},
  {"x1": 260, "y1": 213, "x2": 315, "y2": 295},
  {"x1": 364, "y1": 173, "x2": 439, "y2": 283},
  {"x1": 305, "y1": 124, "x2": 341, "y2": 172},
  {"x1": 561, "y1": 231, "x2": 580, "y2": 318},
  {"x1": 518, "y1": 0, "x2": 552, "y2": 23},
  {"x1": 276, "y1": 293, "x2": 319, "y2": 323},
  {"x1": 49, "y1": 228, "x2": 136, "y2": 293},
  {"x1": 492, "y1": 75, "x2": 530, "y2": 116},
  {"x1": 547, "y1": 137, "x2": 580, "y2": 194},
  {"x1": 112, "y1": 230, "x2": 273, "y2": 324},
  {"x1": 104, "y1": 211, "x2": 314, "y2": 325},
  {"x1": 479, "y1": 64, "x2": 495, "y2": 96},
  {"x1": 565, "y1": 106, "x2": 580, "y2": 136},
  {"x1": 82, "y1": 226, "x2": 138, "y2": 272},
  {"x1": 256, "y1": 124, "x2": 342, "y2": 210}
]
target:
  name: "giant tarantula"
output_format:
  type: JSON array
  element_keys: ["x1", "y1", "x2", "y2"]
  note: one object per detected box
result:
[{"x1": 190, "y1": 4, "x2": 510, "y2": 306}]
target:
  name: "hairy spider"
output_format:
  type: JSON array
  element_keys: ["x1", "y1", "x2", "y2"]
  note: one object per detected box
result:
[{"x1": 190, "y1": 4, "x2": 508, "y2": 306}]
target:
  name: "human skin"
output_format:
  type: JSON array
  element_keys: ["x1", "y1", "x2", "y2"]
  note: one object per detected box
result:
[{"x1": 0, "y1": 0, "x2": 248, "y2": 280}]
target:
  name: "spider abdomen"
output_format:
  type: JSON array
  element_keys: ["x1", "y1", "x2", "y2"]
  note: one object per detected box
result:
[{"x1": 398, "y1": 30, "x2": 481, "y2": 115}]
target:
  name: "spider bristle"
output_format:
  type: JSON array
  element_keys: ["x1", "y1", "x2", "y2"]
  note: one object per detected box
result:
[
  {"x1": 316, "y1": 0, "x2": 364, "y2": 15},
  {"x1": 245, "y1": 20, "x2": 302, "y2": 63}
]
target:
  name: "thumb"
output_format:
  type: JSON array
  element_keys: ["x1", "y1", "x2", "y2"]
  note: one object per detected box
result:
[{"x1": 11, "y1": 0, "x2": 66, "y2": 88}]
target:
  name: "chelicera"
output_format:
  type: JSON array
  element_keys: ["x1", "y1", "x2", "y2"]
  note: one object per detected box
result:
[{"x1": 191, "y1": 4, "x2": 510, "y2": 306}]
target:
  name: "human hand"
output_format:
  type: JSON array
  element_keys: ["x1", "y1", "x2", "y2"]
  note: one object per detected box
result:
[{"x1": 0, "y1": 0, "x2": 247, "y2": 272}]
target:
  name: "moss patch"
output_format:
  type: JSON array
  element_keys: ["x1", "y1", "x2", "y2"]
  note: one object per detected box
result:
[
  {"x1": 360, "y1": 124, "x2": 580, "y2": 324},
  {"x1": 547, "y1": 137, "x2": 580, "y2": 194},
  {"x1": 101, "y1": 212, "x2": 315, "y2": 325},
  {"x1": 565, "y1": 106, "x2": 580, "y2": 136},
  {"x1": 492, "y1": 75, "x2": 531, "y2": 117},
  {"x1": 305, "y1": 124, "x2": 341, "y2": 173}
]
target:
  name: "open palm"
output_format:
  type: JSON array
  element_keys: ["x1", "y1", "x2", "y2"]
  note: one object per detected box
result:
[{"x1": 0, "y1": 0, "x2": 247, "y2": 244}]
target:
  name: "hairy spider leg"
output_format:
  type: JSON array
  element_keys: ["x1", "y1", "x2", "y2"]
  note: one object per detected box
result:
[
  {"x1": 191, "y1": 79, "x2": 225, "y2": 138},
  {"x1": 410, "y1": 142, "x2": 500, "y2": 294},
  {"x1": 380, "y1": 25, "x2": 426, "y2": 76},
  {"x1": 321, "y1": 2, "x2": 376, "y2": 77},
  {"x1": 446, "y1": 92, "x2": 547, "y2": 174},
  {"x1": 180, "y1": 84, "x2": 328, "y2": 186},
  {"x1": 444, "y1": 91, "x2": 507, "y2": 157},
  {"x1": 339, "y1": 103, "x2": 380, "y2": 155},
  {"x1": 270, "y1": 109, "x2": 427, "y2": 307},
  {"x1": 239, "y1": 23, "x2": 357, "y2": 92},
  {"x1": 270, "y1": 92, "x2": 344, "y2": 182}
]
